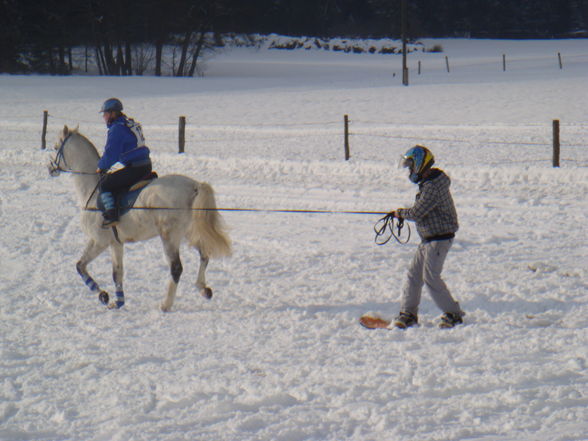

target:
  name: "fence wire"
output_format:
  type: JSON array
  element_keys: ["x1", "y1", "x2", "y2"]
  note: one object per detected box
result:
[{"x1": 25, "y1": 110, "x2": 588, "y2": 166}]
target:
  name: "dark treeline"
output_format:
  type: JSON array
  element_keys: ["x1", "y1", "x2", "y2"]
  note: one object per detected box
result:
[{"x1": 1, "y1": 0, "x2": 586, "y2": 75}]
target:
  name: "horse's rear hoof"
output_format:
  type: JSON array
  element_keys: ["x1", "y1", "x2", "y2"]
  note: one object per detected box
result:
[{"x1": 201, "y1": 287, "x2": 213, "y2": 300}]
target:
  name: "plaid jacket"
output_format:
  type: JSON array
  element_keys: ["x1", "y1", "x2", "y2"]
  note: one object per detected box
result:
[{"x1": 397, "y1": 168, "x2": 459, "y2": 241}]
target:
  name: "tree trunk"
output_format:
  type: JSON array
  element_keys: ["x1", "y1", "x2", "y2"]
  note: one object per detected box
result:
[
  {"x1": 125, "y1": 41, "x2": 132, "y2": 75},
  {"x1": 48, "y1": 47, "x2": 55, "y2": 74},
  {"x1": 116, "y1": 44, "x2": 125, "y2": 75},
  {"x1": 188, "y1": 31, "x2": 207, "y2": 77},
  {"x1": 175, "y1": 30, "x2": 192, "y2": 77},
  {"x1": 155, "y1": 40, "x2": 163, "y2": 76},
  {"x1": 102, "y1": 39, "x2": 116, "y2": 75},
  {"x1": 95, "y1": 46, "x2": 104, "y2": 75},
  {"x1": 58, "y1": 45, "x2": 65, "y2": 74}
]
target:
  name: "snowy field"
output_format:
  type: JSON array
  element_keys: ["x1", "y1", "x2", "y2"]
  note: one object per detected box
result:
[{"x1": 1, "y1": 38, "x2": 587, "y2": 441}]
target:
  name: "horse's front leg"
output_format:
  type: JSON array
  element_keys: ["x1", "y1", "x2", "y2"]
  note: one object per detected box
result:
[
  {"x1": 76, "y1": 239, "x2": 109, "y2": 304},
  {"x1": 108, "y1": 243, "x2": 125, "y2": 309},
  {"x1": 196, "y1": 250, "x2": 212, "y2": 300}
]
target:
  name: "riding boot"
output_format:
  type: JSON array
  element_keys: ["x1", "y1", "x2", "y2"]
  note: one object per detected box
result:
[{"x1": 99, "y1": 192, "x2": 119, "y2": 228}]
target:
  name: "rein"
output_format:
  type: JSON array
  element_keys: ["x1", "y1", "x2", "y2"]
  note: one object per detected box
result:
[
  {"x1": 85, "y1": 176, "x2": 104, "y2": 210},
  {"x1": 49, "y1": 133, "x2": 99, "y2": 176},
  {"x1": 373, "y1": 212, "x2": 411, "y2": 245}
]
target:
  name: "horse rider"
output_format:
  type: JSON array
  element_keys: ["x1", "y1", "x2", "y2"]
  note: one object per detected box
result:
[{"x1": 97, "y1": 98, "x2": 152, "y2": 227}]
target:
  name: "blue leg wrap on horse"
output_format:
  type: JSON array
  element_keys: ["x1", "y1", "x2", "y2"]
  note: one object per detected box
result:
[
  {"x1": 84, "y1": 277, "x2": 98, "y2": 292},
  {"x1": 115, "y1": 291, "x2": 125, "y2": 308},
  {"x1": 77, "y1": 265, "x2": 99, "y2": 291}
]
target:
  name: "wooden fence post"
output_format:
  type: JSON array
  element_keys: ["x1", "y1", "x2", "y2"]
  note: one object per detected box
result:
[
  {"x1": 552, "y1": 119, "x2": 560, "y2": 167},
  {"x1": 401, "y1": 0, "x2": 409, "y2": 86},
  {"x1": 445, "y1": 56, "x2": 450, "y2": 73},
  {"x1": 178, "y1": 116, "x2": 186, "y2": 153},
  {"x1": 418, "y1": 60, "x2": 421, "y2": 75},
  {"x1": 344, "y1": 114, "x2": 350, "y2": 161},
  {"x1": 558, "y1": 52, "x2": 563, "y2": 69},
  {"x1": 41, "y1": 110, "x2": 48, "y2": 149},
  {"x1": 502, "y1": 54, "x2": 506, "y2": 71}
]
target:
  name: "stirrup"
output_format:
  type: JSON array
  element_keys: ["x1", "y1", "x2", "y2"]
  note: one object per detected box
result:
[
  {"x1": 101, "y1": 207, "x2": 119, "y2": 229},
  {"x1": 101, "y1": 210, "x2": 119, "y2": 228},
  {"x1": 101, "y1": 218, "x2": 119, "y2": 229}
]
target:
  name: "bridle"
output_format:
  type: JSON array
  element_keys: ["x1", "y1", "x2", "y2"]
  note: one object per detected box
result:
[
  {"x1": 48, "y1": 133, "x2": 72, "y2": 175},
  {"x1": 48, "y1": 132, "x2": 104, "y2": 211},
  {"x1": 48, "y1": 133, "x2": 98, "y2": 176}
]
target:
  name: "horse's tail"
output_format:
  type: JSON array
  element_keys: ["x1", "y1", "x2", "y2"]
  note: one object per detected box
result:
[{"x1": 187, "y1": 182, "x2": 232, "y2": 259}]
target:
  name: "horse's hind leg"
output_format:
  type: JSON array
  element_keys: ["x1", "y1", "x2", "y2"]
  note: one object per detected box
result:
[
  {"x1": 160, "y1": 237, "x2": 182, "y2": 312},
  {"x1": 196, "y1": 249, "x2": 212, "y2": 299}
]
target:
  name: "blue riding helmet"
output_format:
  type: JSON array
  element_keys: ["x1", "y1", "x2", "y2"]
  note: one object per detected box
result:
[
  {"x1": 100, "y1": 98, "x2": 123, "y2": 113},
  {"x1": 401, "y1": 145, "x2": 435, "y2": 183}
]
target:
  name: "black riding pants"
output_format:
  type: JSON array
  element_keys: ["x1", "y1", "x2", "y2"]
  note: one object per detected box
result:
[{"x1": 100, "y1": 163, "x2": 152, "y2": 196}]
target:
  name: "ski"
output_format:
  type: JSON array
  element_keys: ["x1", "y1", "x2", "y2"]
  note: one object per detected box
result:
[
  {"x1": 359, "y1": 314, "x2": 392, "y2": 329},
  {"x1": 360, "y1": 314, "x2": 465, "y2": 329}
]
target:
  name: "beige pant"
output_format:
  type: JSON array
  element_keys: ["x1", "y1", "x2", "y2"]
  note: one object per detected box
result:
[{"x1": 400, "y1": 239, "x2": 462, "y2": 316}]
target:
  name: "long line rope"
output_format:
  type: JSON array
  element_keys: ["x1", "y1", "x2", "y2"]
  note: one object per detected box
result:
[
  {"x1": 51, "y1": 141, "x2": 408, "y2": 243},
  {"x1": 373, "y1": 212, "x2": 411, "y2": 245},
  {"x1": 55, "y1": 169, "x2": 410, "y2": 244},
  {"x1": 81, "y1": 205, "x2": 410, "y2": 244},
  {"x1": 83, "y1": 206, "x2": 388, "y2": 216}
]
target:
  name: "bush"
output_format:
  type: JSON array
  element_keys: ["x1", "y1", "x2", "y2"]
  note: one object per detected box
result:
[{"x1": 426, "y1": 44, "x2": 444, "y2": 53}]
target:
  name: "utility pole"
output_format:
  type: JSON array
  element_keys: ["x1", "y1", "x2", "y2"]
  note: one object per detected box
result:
[{"x1": 401, "y1": 0, "x2": 409, "y2": 86}]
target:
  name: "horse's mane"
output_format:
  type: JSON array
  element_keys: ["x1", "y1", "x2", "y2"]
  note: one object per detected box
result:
[{"x1": 62, "y1": 126, "x2": 99, "y2": 158}]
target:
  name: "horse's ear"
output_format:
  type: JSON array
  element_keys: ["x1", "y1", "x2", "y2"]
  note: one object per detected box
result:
[{"x1": 63, "y1": 125, "x2": 69, "y2": 137}]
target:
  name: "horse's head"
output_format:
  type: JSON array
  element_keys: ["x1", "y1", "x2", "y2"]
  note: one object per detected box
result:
[
  {"x1": 48, "y1": 125, "x2": 73, "y2": 176},
  {"x1": 48, "y1": 125, "x2": 99, "y2": 177}
]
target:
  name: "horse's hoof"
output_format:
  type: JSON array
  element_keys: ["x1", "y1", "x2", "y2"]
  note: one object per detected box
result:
[
  {"x1": 200, "y1": 288, "x2": 213, "y2": 300},
  {"x1": 98, "y1": 291, "x2": 109, "y2": 305},
  {"x1": 160, "y1": 304, "x2": 171, "y2": 312},
  {"x1": 107, "y1": 300, "x2": 124, "y2": 310}
]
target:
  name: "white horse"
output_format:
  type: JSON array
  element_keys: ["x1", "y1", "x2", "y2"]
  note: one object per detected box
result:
[{"x1": 48, "y1": 126, "x2": 231, "y2": 311}]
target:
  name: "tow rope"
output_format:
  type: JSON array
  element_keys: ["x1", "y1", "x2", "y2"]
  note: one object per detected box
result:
[{"x1": 374, "y1": 213, "x2": 410, "y2": 245}]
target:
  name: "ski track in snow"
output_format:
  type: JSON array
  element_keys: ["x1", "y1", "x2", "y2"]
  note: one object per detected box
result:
[{"x1": 1, "y1": 39, "x2": 587, "y2": 441}]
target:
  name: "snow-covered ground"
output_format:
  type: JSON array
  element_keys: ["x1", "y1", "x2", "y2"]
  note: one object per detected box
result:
[{"x1": 1, "y1": 38, "x2": 587, "y2": 441}]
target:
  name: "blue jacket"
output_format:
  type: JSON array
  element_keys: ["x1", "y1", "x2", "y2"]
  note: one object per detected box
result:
[{"x1": 98, "y1": 116, "x2": 150, "y2": 171}]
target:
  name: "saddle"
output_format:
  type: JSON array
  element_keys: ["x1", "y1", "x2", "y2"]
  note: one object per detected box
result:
[{"x1": 97, "y1": 172, "x2": 158, "y2": 217}]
